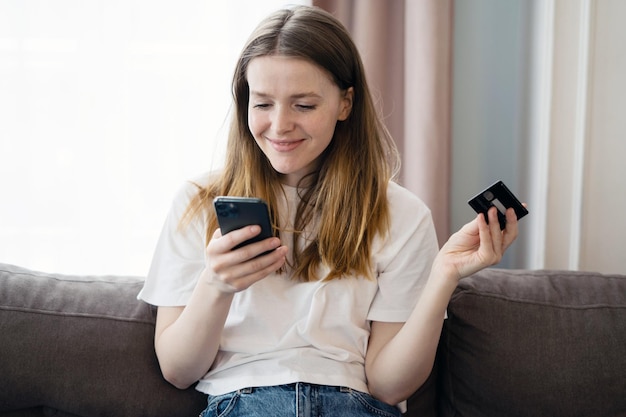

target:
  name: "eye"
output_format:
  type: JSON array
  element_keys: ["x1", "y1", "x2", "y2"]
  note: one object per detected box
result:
[
  {"x1": 296, "y1": 104, "x2": 316, "y2": 111},
  {"x1": 252, "y1": 103, "x2": 271, "y2": 109}
]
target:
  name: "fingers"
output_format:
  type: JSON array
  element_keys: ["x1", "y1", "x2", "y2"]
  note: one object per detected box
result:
[
  {"x1": 477, "y1": 208, "x2": 499, "y2": 263},
  {"x1": 502, "y1": 207, "x2": 519, "y2": 249},
  {"x1": 205, "y1": 226, "x2": 287, "y2": 293},
  {"x1": 490, "y1": 207, "x2": 520, "y2": 254},
  {"x1": 212, "y1": 247, "x2": 288, "y2": 293},
  {"x1": 478, "y1": 207, "x2": 515, "y2": 265},
  {"x1": 211, "y1": 225, "x2": 283, "y2": 260},
  {"x1": 437, "y1": 206, "x2": 522, "y2": 281},
  {"x1": 213, "y1": 225, "x2": 263, "y2": 253}
]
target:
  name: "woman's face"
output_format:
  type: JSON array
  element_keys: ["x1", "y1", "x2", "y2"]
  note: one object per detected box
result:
[{"x1": 246, "y1": 56, "x2": 353, "y2": 187}]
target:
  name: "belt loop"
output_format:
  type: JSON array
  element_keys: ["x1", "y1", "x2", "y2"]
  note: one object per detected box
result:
[
  {"x1": 239, "y1": 387, "x2": 253, "y2": 394},
  {"x1": 340, "y1": 386, "x2": 351, "y2": 393}
]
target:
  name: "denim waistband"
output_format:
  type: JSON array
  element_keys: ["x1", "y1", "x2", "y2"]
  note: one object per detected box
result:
[
  {"x1": 237, "y1": 383, "x2": 352, "y2": 395},
  {"x1": 202, "y1": 382, "x2": 401, "y2": 417}
]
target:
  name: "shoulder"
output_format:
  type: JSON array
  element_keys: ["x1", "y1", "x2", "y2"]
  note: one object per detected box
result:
[
  {"x1": 381, "y1": 181, "x2": 437, "y2": 251},
  {"x1": 369, "y1": 182, "x2": 438, "y2": 317},
  {"x1": 386, "y1": 181, "x2": 432, "y2": 219},
  {"x1": 163, "y1": 171, "x2": 221, "y2": 232}
]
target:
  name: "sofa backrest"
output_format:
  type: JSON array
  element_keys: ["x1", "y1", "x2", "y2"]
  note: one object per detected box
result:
[
  {"x1": 438, "y1": 268, "x2": 626, "y2": 417},
  {"x1": 0, "y1": 263, "x2": 206, "y2": 417}
]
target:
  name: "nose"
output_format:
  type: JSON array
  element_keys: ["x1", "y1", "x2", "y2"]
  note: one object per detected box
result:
[{"x1": 272, "y1": 105, "x2": 295, "y2": 135}]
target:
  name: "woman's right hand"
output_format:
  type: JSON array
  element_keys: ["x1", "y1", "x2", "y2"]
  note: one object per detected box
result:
[
  {"x1": 154, "y1": 226, "x2": 287, "y2": 389},
  {"x1": 203, "y1": 226, "x2": 288, "y2": 293}
]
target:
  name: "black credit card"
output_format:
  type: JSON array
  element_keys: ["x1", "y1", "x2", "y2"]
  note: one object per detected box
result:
[{"x1": 468, "y1": 181, "x2": 528, "y2": 229}]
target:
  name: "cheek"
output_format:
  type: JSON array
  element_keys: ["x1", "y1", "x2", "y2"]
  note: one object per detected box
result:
[
  {"x1": 312, "y1": 114, "x2": 339, "y2": 139},
  {"x1": 247, "y1": 111, "x2": 264, "y2": 137}
]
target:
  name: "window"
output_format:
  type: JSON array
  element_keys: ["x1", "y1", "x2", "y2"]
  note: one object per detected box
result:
[{"x1": 0, "y1": 0, "x2": 310, "y2": 276}]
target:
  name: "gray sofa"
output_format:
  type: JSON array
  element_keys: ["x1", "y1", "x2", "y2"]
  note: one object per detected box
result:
[{"x1": 1, "y1": 262, "x2": 625, "y2": 417}]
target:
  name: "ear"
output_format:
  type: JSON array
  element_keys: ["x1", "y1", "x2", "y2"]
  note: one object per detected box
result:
[{"x1": 337, "y1": 87, "x2": 354, "y2": 121}]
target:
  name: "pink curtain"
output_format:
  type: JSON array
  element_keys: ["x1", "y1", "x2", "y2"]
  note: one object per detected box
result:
[{"x1": 314, "y1": 0, "x2": 453, "y2": 244}]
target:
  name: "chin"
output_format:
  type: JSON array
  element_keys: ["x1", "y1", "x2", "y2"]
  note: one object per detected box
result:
[{"x1": 268, "y1": 161, "x2": 300, "y2": 176}]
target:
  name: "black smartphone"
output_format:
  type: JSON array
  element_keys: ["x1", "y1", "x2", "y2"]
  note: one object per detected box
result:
[
  {"x1": 213, "y1": 196, "x2": 274, "y2": 250},
  {"x1": 467, "y1": 181, "x2": 528, "y2": 229}
]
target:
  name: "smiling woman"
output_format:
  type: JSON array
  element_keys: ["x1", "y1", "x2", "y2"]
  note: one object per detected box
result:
[
  {"x1": 0, "y1": 0, "x2": 309, "y2": 276},
  {"x1": 247, "y1": 56, "x2": 353, "y2": 187}
]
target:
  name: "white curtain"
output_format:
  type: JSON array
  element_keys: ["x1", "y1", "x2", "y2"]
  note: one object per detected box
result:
[{"x1": 0, "y1": 0, "x2": 309, "y2": 276}]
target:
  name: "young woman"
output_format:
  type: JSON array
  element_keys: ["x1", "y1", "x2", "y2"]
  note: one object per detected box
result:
[{"x1": 138, "y1": 5, "x2": 520, "y2": 417}]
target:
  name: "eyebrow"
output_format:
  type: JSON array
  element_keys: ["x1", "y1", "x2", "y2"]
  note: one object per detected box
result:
[{"x1": 250, "y1": 91, "x2": 322, "y2": 100}]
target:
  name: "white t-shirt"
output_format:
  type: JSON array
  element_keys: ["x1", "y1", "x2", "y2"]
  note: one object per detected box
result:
[{"x1": 138, "y1": 173, "x2": 439, "y2": 397}]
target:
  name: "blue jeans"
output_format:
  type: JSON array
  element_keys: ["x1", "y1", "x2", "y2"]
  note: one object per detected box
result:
[{"x1": 199, "y1": 383, "x2": 402, "y2": 417}]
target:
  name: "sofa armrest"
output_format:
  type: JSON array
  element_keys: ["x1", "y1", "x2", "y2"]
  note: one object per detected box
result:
[
  {"x1": 438, "y1": 268, "x2": 626, "y2": 417},
  {"x1": 0, "y1": 263, "x2": 206, "y2": 417}
]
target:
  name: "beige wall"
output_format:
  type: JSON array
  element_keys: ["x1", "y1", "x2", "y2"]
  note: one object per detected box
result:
[{"x1": 542, "y1": 0, "x2": 626, "y2": 273}]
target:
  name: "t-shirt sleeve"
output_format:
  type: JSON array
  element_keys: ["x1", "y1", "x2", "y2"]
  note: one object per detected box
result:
[
  {"x1": 137, "y1": 180, "x2": 208, "y2": 306},
  {"x1": 367, "y1": 183, "x2": 439, "y2": 322}
]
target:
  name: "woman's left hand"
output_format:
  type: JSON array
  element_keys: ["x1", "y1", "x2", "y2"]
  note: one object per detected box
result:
[{"x1": 434, "y1": 206, "x2": 521, "y2": 282}]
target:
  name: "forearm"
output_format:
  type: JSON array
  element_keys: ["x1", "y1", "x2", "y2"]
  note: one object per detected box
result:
[
  {"x1": 367, "y1": 208, "x2": 520, "y2": 404},
  {"x1": 366, "y1": 268, "x2": 458, "y2": 404},
  {"x1": 155, "y1": 270, "x2": 233, "y2": 389}
]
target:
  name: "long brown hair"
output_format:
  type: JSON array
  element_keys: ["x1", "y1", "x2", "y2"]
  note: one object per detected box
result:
[{"x1": 184, "y1": 5, "x2": 400, "y2": 281}]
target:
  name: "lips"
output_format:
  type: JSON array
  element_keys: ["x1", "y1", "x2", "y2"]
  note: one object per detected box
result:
[{"x1": 267, "y1": 137, "x2": 305, "y2": 152}]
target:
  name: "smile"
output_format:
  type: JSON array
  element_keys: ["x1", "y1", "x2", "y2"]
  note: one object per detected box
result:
[{"x1": 267, "y1": 138, "x2": 306, "y2": 152}]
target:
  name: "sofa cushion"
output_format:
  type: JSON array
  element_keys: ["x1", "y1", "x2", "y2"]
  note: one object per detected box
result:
[
  {"x1": 0, "y1": 263, "x2": 206, "y2": 417},
  {"x1": 438, "y1": 268, "x2": 626, "y2": 417}
]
